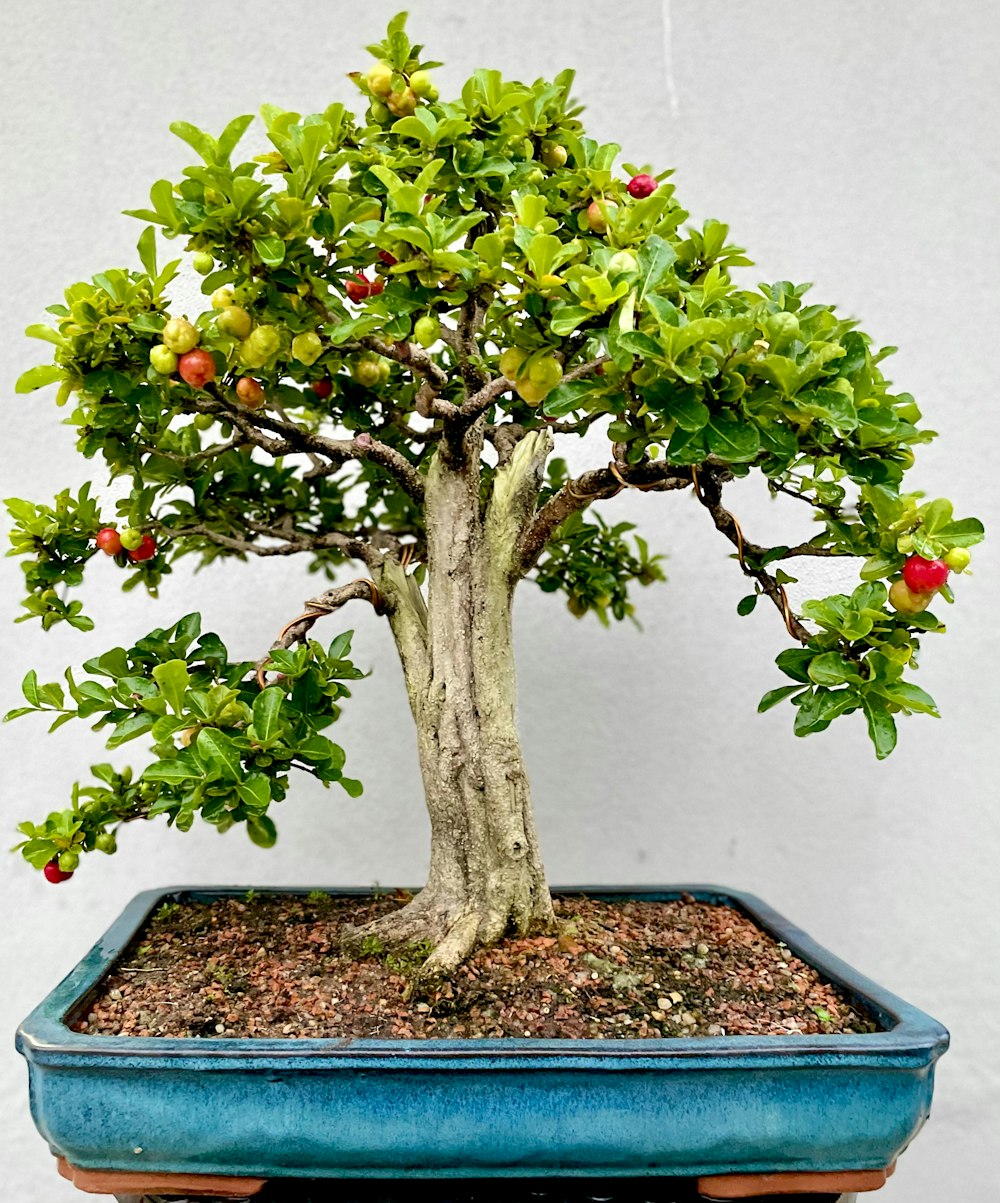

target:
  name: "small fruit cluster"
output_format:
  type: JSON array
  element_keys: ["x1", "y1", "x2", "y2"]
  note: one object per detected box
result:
[
  {"x1": 95, "y1": 526, "x2": 156, "y2": 563},
  {"x1": 499, "y1": 348, "x2": 563, "y2": 406},
  {"x1": 363, "y1": 59, "x2": 437, "y2": 121},
  {"x1": 888, "y1": 551, "x2": 970, "y2": 615},
  {"x1": 152, "y1": 317, "x2": 216, "y2": 388},
  {"x1": 580, "y1": 175, "x2": 658, "y2": 236}
]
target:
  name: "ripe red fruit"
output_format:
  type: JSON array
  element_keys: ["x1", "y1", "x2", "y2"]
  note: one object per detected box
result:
[
  {"x1": 369, "y1": 277, "x2": 385, "y2": 296},
  {"x1": 311, "y1": 379, "x2": 334, "y2": 399},
  {"x1": 95, "y1": 527, "x2": 123, "y2": 556},
  {"x1": 43, "y1": 859, "x2": 74, "y2": 884},
  {"x1": 177, "y1": 349, "x2": 216, "y2": 389},
  {"x1": 378, "y1": 250, "x2": 398, "y2": 266},
  {"x1": 127, "y1": 534, "x2": 157, "y2": 563},
  {"x1": 346, "y1": 274, "x2": 374, "y2": 302},
  {"x1": 902, "y1": 555, "x2": 950, "y2": 593},
  {"x1": 627, "y1": 173, "x2": 657, "y2": 199},
  {"x1": 236, "y1": 376, "x2": 266, "y2": 409}
]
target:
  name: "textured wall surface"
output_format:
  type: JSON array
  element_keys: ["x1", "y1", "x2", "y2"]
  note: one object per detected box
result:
[{"x1": 1, "y1": 3, "x2": 998, "y2": 1199}]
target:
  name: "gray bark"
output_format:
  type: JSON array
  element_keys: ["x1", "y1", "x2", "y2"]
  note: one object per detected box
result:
[{"x1": 366, "y1": 429, "x2": 556, "y2": 973}]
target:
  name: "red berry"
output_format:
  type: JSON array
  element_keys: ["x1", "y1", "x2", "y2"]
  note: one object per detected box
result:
[
  {"x1": 311, "y1": 379, "x2": 334, "y2": 399},
  {"x1": 627, "y1": 173, "x2": 657, "y2": 199},
  {"x1": 902, "y1": 555, "x2": 949, "y2": 593},
  {"x1": 345, "y1": 274, "x2": 373, "y2": 303},
  {"x1": 127, "y1": 534, "x2": 157, "y2": 563},
  {"x1": 95, "y1": 527, "x2": 123, "y2": 556},
  {"x1": 177, "y1": 349, "x2": 216, "y2": 389},
  {"x1": 43, "y1": 859, "x2": 74, "y2": 884},
  {"x1": 378, "y1": 250, "x2": 398, "y2": 266},
  {"x1": 369, "y1": 277, "x2": 385, "y2": 296}
]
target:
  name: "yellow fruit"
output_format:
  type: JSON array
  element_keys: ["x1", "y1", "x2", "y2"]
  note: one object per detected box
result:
[
  {"x1": 888, "y1": 579, "x2": 932, "y2": 616},
  {"x1": 216, "y1": 305, "x2": 252, "y2": 339},
  {"x1": 291, "y1": 332, "x2": 324, "y2": 365},
  {"x1": 409, "y1": 70, "x2": 436, "y2": 98},
  {"x1": 354, "y1": 359, "x2": 382, "y2": 388},
  {"x1": 210, "y1": 286, "x2": 235, "y2": 310},
  {"x1": 387, "y1": 87, "x2": 418, "y2": 117},
  {"x1": 161, "y1": 318, "x2": 199, "y2": 354},
  {"x1": 365, "y1": 62, "x2": 394, "y2": 98}
]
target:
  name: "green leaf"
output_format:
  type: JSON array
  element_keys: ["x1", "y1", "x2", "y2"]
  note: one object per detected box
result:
[
  {"x1": 136, "y1": 226, "x2": 158, "y2": 278},
  {"x1": 862, "y1": 695, "x2": 898, "y2": 759},
  {"x1": 106, "y1": 712, "x2": 156, "y2": 748},
  {"x1": 143, "y1": 752, "x2": 200, "y2": 784},
  {"x1": 151, "y1": 659, "x2": 190, "y2": 715},
  {"x1": 246, "y1": 814, "x2": 278, "y2": 848},
  {"x1": 706, "y1": 414, "x2": 761, "y2": 462},
  {"x1": 758, "y1": 685, "x2": 804, "y2": 713},
  {"x1": 253, "y1": 236, "x2": 286, "y2": 266},
  {"x1": 775, "y1": 648, "x2": 816, "y2": 683},
  {"x1": 637, "y1": 234, "x2": 677, "y2": 301},
  {"x1": 935, "y1": 518, "x2": 984, "y2": 548},
  {"x1": 737, "y1": 594, "x2": 758, "y2": 616},
  {"x1": 15, "y1": 365, "x2": 65, "y2": 394},
  {"x1": 339, "y1": 777, "x2": 364, "y2": 798},
  {"x1": 196, "y1": 728, "x2": 242, "y2": 781},
  {"x1": 807, "y1": 652, "x2": 864, "y2": 686},
  {"x1": 252, "y1": 688, "x2": 284, "y2": 743},
  {"x1": 20, "y1": 670, "x2": 40, "y2": 707},
  {"x1": 237, "y1": 773, "x2": 272, "y2": 810},
  {"x1": 874, "y1": 681, "x2": 940, "y2": 717}
]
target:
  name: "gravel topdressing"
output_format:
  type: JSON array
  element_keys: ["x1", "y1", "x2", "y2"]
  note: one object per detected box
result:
[{"x1": 71, "y1": 893, "x2": 881, "y2": 1040}]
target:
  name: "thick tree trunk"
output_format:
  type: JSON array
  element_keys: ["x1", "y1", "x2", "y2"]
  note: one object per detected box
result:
[{"x1": 363, "y1": 430, "x2": 556, "y2": 974}]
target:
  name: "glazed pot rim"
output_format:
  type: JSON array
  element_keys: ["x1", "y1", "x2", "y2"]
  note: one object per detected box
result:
[{"x1": 16, "y1": 883, "x2": 950, "y2": 1071}]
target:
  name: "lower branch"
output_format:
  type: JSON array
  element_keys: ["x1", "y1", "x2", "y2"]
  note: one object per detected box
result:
[{"x1": 517, "y1": 460, "x2": 693, "y2": 576}]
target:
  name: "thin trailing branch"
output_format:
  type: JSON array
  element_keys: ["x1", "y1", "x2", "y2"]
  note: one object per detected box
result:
[
  {"x1": 157, "y1": 521, "x2": 374, "y2": 563},
  {"x1": 692, "y1": 468, "x2": 812, "y2": 643},
  {"x1": 517, "y1": 460, "x2": 693, "y2": 576},
  {"x1": 190, "y1": 386, "x2": 425, "y2": 502},
  {"x1": 767, "y1": 478, "x2": 844, "y2": 519}
]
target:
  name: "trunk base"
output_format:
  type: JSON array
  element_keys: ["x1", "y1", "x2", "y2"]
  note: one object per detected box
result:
[{"x1": 343, "y1": 884, "x2": 556, "y2": 979}]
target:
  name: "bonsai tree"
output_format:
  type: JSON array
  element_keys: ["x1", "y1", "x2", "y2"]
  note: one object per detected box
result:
[{"x1": 7, "y1": 14, "x2": 982, "y2": 973}]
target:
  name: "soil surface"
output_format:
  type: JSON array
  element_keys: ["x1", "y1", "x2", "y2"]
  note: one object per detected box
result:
[{"x1": 72, "y1": 893, "x2": 880, "y2": 1040}]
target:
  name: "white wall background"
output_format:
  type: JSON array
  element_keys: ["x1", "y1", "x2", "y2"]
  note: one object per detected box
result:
[{"x1": 1, "y1": 3, "x2": 997, "y2": 1199}]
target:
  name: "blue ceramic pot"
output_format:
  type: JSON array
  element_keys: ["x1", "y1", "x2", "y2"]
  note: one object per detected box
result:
[{"x1": 17, "y1": 886, "x2": 947, "y2": 1181}]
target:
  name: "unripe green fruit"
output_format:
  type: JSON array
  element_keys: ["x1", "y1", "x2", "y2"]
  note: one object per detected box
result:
[
  {"x1": 409, "y1": 70, "x2": 435, "y2": 98},
  {"x1": 192, "y1": 252, "x2": 214, "y2": 275},
  {"x1": 240, "y1": 338, "x2": 267, "y2": 369},
  {"x1": 944, "y1": 547, "x2": 971, "y2": 572},
  {"x1": 210, "y1": 286, "x2": 236, "y2": 310},
  {"x1": 499, "y1": 347, "x2": 528, "y2": 380},
  {"x1": 528, "y1": 356, "x2": 563, "y2": 389},
  {"x1": 247, "y1": 324, "x2": 281, "y2": 361},
  {"x1": 149, "y1": 345, "x2": 178, "y2": 374},
  {"x1": 540, "y1": 141, "x2": 567, "y2": 169},
  {"x1": 193, "y1": 413, "x2": 214, "y2": 431},
  {"x1": 95, "y1": 832, "x2": 117, "y2": 855},
  {"x1": 516, "y1": 378, "x2": 551, "y2": 406},
  {"x1": 354, "y1": 359, "x2": 382, "y2": 388},
  {"x1": 120, "y1": 527, "x2": 144, "y2": 551},
  {"x1": 377, "y1": 358, "x2": 391, "y2": 383},
  {"x1": 58, "y1": 850, "x2": 80, "y2": 872},
  {"x1": 291, "y1": 332, "x2": 324, "y2": 365},
  {"x1": 216, "y1": 305, "x2": 253, "y2": 339},
  {"x1": 161, "y1": 317, "x2": 199, "y2": 354},
  {"x1": 413, "y1": 315, "x2": 440, "y2": 348},
  {"x1": 370, "y1": 100, "x2": 391, "y2": 123},
  {"x1": 366, "y1": 61, "x2": 394, "y2": 97}
]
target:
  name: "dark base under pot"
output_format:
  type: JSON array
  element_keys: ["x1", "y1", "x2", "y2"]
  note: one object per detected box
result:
[{"x1": 17, "y1": 886, "x2": 948, "y2": 1198}]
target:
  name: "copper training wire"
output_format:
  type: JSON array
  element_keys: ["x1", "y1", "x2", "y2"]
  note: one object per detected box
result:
[
  {"x1": 256, "y1": 579, "x2": 383, "y2": 689},
  {"x1": 690, "y1": 465, "x2": 800, "y2": 641}
]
